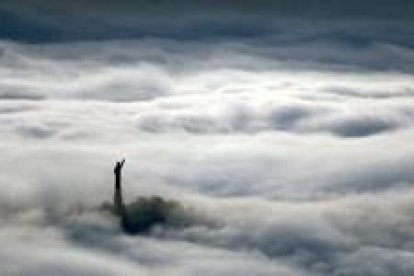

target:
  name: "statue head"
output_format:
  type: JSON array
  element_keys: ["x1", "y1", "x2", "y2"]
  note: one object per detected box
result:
[{"x1": 114, "y1": 158, "x2": 125, "y2": 174}]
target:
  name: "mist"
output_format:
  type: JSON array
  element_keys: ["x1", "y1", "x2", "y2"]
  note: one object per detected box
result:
[{"x1": 0, "y1": 1, "x2": 414, "y2": 275}]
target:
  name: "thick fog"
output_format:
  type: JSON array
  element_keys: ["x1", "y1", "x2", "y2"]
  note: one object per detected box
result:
[{"x1": 1, "y1": 2, "x2": 414, "y2": 274}]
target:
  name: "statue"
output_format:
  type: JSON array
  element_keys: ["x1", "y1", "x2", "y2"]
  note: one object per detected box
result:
[
  {"x1": 111, "y1": 158, "x2": 182, "y2": 234},
  {"x1": 113, "y1": 158, "x2": 125, "y2": 216}
]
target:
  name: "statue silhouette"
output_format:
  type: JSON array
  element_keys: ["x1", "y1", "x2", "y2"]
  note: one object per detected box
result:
[
  {"x1": 112, "y1": 158, "x2": 180, "y2": 234},
  {"x1": 113, "y1": 158, "x2": 126, "y2": 216}
]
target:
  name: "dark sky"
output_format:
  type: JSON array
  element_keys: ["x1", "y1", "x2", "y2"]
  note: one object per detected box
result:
[{"x1": 0, "y1": 0, "x2": 413, "y2": 42}]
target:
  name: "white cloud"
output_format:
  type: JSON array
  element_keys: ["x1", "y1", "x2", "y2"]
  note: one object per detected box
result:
[{"x1": 0, "y1": 36, "x2": 413, "y2": 275}]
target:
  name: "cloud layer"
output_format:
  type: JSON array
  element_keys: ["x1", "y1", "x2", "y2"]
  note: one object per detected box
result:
[
  {"x1": 0, "y1": 0, "x2": 413, "y2": 41},
  {"x1": 0, "y1": 21, "x2": 414, "y2": 275}
]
